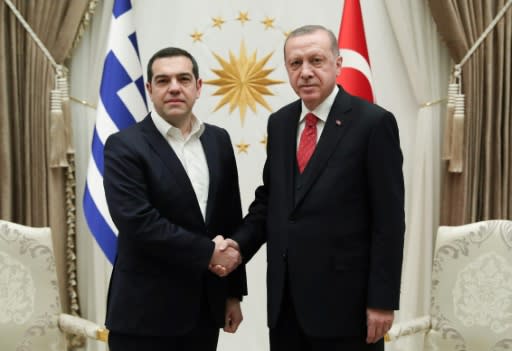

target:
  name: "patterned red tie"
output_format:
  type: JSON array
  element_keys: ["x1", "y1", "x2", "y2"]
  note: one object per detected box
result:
[{"x1": 297, "y1": 113, "x2": 318, "y2": 173}]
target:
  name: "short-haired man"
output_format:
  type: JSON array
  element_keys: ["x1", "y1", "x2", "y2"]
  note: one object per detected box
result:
[
  {"x1": 104, "y1": 47, "x2": 246, "y2": 351},
  {"x1": 215, "y1": 25, "x2": 405, "y2": 351}
]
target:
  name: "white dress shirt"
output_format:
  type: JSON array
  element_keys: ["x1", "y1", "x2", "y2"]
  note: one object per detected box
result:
[
  {"x1": 151, "y1": 112, "x2": 209, "y2": 220},
  {"x1": 296, "y1": 85, "x2": 339, "y2": 146}
]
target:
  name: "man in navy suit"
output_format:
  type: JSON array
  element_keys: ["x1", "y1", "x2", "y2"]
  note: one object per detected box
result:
[
  {"x1": 213, "y1": 25, "x2": 405, "y2": 351},
  {"x1": 103, "y1": 47, "x2": 246, "y2": 351}
]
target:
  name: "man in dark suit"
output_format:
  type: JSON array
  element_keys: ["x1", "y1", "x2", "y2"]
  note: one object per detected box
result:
[
  {"x1": 213, "y1": 25, "x2": 405, "y2": 350},
  {"x1": 103, "y1": 47, "x2": 246, "y2": 351}
]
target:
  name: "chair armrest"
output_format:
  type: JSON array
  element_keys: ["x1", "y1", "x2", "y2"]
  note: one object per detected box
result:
[
  {"x1": 58, "y1": 313, "x2": 109, "y2": 342},
  {"x1": 385, "y1": 315, "x2": 431, "y2": 341}
]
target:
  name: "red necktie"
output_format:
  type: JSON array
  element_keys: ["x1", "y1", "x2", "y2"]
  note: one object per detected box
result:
[{"x1": 297, "y1": 113, "x2": 318, "y2": 173}]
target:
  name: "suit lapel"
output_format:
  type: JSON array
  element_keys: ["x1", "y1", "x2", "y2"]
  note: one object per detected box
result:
[
  {"x1": 139, "y1": 116, "x2": 204, "y2": 222},
  {"x1": 281, "y1": 102, "x2": 301, "y2": 210},
  {"x1": 294, "y1": 88, "x2": 353, "y2": 208},
  {"x1": 200, "y1": 126, "x2": 218, "y2": 226}
]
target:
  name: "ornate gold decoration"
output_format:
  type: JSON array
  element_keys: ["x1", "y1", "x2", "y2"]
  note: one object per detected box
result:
[
  {"x1": 236, "y1": 141, "x2": 250, "y2": 154},
  {"x1": 205, "y1": 41, "x2": 284, "y2": 124},
  {"x1": 260, "y1": 135, "x2": 268, "y2": 146},
  {"x1": 284, "y1": 30, "x2": 291, "y2": 37},
  {"x1": 97, "y1": 328, "x2": 109, "y2": 342},
  {"x1": 190, "y1": 30, "x2": 203, "y2": 42},
  {"x1": 261, "y1": 17, "x2": 275, "y2": 30},
  {"x1": 65, "y1": 152, "x2": 86, "y2": 348},
  {"x1": 236, "y1": 11, "x2": 250, "y2": 24},
  {"x1": 212, "y1": 16, "x2": 225, "y2": 29},
  {"x1": 420, "y1": 97, "x2": 447, "y2": 108},
  {"x1": 70, "y1": 96, "x2": 96, "y2": 109}
]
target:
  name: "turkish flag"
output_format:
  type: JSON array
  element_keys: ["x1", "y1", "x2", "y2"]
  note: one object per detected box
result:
[{"x1": 337, "y1": 0, "x2": 374, "y2": 103}]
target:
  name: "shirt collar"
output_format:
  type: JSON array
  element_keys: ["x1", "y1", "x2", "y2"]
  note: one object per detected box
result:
[
  {"x1": 151, "y1": 111, "x2": 205, "y2": 140},
  {"x1": 299, "y1": 85, "x2": 339, "y2": 123}
]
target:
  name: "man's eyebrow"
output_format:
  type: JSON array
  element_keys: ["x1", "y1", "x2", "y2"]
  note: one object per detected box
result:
[
  {"x1": 153, "y1": 73, "x2": 168, "y2": 80},
  {"x1": 153, "y1": 72, "x2": 193, "y2": 79}
]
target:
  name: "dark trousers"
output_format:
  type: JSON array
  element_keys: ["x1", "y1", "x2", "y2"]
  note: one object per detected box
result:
[
  {"x1": 108, "y1": 296, "x2": 219, "y2": 351},
  {"x1": 270, "y1": 280, "x2": 384, "y2": 351}
]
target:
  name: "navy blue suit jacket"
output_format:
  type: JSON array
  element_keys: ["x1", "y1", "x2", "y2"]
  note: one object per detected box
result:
[
  {"x1": 234, "y1": 87, "x2": 405, "y2": 338},
  {"x1": 103, "y1": 114, "x2": 246, "y2": 336}
]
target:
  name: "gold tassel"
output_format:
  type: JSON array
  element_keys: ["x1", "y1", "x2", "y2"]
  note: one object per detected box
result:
[
  {"x1": 449, "y1": 93, "x2": 465, "y2": 173},
  {"x1": 442, "y1": 82, "x2": 458, "y2": 160},
  {"x1": 57, "y1": 76, "x2": 75, "y2": 154},
  {"x1": 49, "y1": 89, "x2": 68, "y2": 168}
]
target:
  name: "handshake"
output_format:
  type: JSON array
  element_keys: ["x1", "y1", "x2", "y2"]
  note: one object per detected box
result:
[{"x1": 209, "y1": 235, "x2": 242, "y2": 277}]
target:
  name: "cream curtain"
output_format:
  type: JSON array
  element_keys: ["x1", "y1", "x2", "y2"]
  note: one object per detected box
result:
[
  {"x1": 383, "y1": 1, "x2": 451, "y2": 350},
  {"x1": 0, "y1": 0, "x2": 89, "y2": 318},
  {"x1": 71, "y1": 0, "x2": 114, "y2": 349},
  {"x1": 429, "y1": 0, "x2": 512, "y2": 224}
]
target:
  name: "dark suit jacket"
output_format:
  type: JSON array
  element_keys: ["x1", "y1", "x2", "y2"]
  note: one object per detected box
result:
[
  {"x1": 103, "y1": 114, "x2": 246, "y2": 336},
  {"x1": 234, "y1": 87, "x2": 405, "y2": 338}
]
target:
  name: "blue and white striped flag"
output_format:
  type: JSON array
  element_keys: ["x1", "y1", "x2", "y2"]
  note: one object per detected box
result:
[{"x1": 83, "y1": 0, "x2": 147, "y2": 264}]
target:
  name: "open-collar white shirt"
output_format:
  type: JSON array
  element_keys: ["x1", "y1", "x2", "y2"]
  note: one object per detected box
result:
[{"x1": 151, "y1": 111, "x2": 209, "y2": 220}]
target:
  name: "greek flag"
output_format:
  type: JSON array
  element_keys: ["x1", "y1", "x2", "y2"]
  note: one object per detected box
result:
[{"x1": 83, "y1": 0, "x2": 147, "y2": 264}]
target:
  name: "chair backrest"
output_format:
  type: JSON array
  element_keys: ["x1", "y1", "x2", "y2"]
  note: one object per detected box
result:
[
  {"x1": 0, "y1": 220, "x2": 65, "y2": 350},
  {"x1": 426, "y1": 220, "x2": 512, "y2": 351}
]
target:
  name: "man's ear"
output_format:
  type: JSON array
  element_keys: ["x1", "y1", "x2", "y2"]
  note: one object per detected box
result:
[
  {"x1": 195, "y1": 78, "x2": 203, "y2": 98},
  {"x1": 335, "y1": 56, "x2": 343, "y2": 76}
]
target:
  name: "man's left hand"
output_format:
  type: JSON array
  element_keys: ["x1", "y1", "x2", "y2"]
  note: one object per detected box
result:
[
  {"x1": 224, "y1": 298, "x2": 243, "y2": 333},
  {"x1": 366, "y1": 308, "x2": 394, "y2": 343}
]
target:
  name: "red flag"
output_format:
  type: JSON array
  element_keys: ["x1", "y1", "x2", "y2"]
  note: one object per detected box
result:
[{"x1": 337, "y1": 0, "x2": 374, "y2": 103}]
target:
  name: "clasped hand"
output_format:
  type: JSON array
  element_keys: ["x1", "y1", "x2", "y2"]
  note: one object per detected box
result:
[{"x1": 209, "y1": 235, "x2": 241, "y2": 277}]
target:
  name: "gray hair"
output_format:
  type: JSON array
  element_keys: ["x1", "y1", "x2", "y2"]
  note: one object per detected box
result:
[{"x1": 284, "y1": 25, "x2": 339, "y2": 58}]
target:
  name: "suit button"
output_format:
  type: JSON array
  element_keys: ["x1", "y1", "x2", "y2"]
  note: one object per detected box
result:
[{"x1": 282, "y1": 252, "x2": 288, "y2": 260}]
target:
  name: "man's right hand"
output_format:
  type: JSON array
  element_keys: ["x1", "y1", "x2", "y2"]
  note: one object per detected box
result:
[{"x1": 209, "y1": 235, "x2": 241, "y2": 277}]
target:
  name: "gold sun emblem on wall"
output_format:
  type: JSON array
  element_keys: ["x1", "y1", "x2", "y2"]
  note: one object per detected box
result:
[{"x1": 205, "y1": 41, "x2": 284, "y2": 125}]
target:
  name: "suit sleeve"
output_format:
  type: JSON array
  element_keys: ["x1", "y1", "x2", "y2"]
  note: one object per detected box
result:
[
  {"x1": 103, "y1": 133, "x2": 214, "y2": 272},
  {"x1": 232, "y1": 116, "x2": 274, "y2": 262},
  {"x1": 220, "y1": 129, "x2": 248, "y2": 298},
  {"x1": 366, "y1": 111, "x2": 405, "y2": 310}
]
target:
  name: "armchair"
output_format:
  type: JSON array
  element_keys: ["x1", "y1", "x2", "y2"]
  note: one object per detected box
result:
[
  {"x1": 0, "y1": 220, "x2": 107, "y2": 350},
  {"x1": 387, "y1": 220, "x2": 512, "y2": 350}
]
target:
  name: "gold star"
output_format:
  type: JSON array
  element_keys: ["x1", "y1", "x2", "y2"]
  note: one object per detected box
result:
[
  {"x1": 261, "y1": 17, "x2": 275, "y2": 30},
  {"x1": 190, "y1": 30, "x2": 203, "y2": 42},
  {"x1": 236, "y1": 11, "x2": 250, "y2": 24},
  {"x1": 205, "y1": 41, "x2": 284, "y2": 125},
  {"x1": 236, "y1": 141, "x2": 250, "y2": 154},
  {"x1": 260, "y1": 135, "x2": 268, "y2": 146},
  {"x1": 212, "y1": 16, "x2": 225, "y2": 29},
  {"x1": 284, "y1": 30, "x2": 291, "y2": 37}
]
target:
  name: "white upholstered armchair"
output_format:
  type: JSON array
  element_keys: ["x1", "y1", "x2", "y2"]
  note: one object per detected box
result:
[
  {"x1": 0, "y1": 220, "x2": 107, "y2": 350},
  {"x1": 387, "y1": 220, "x2": 512, "y2": 350}
]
